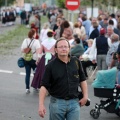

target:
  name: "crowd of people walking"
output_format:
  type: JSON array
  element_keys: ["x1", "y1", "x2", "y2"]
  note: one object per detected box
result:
[
  {"x1": 19, "y1": 7, "x2": 120, "y2": 120},
  {"x1": 20, "y1": 8, "x2": 120, "y2": 93}
]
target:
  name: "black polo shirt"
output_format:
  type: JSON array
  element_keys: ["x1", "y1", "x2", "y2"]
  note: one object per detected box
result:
[{"x1": 41, "y1": 56, "x2": 86, "y2": 99}]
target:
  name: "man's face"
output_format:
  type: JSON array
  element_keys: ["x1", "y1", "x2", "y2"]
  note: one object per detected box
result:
[
  {"x1": 103, "y1": 19, "x2": 108, "y2": 24},
  {"x1": 79, "y1": 13, "x2": 83, "y2": 18},
  {"x1": 92, "y1": 18, "x2": 97, "y2": 23},
  {"x1": 55, "y1": 40, "x2": 70, "y2": 57},
  {"x1": 107, "y1": 28, "x2": 113, "y2": 35}
]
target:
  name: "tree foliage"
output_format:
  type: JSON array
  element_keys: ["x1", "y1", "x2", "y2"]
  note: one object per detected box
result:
[
  {"x1": 0, "y1": 0, "x2": 15, "y2": 7},
  {"x1": 24, "y1": 0, "x2": 31, "y2": 3},
  {"x1": 56, "y1": 0, "x2": 65, "y2": 8},
  {"x1": 0, "y1": 0, "x2": 4, "y2": 7}
]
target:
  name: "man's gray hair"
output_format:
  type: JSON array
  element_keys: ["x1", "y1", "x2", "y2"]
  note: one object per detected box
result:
[
  {"x1": 110, "y1": 33, "x2": 119, "y2": 42},
  {"x1": 107, "y1": 25, "x2": 114, "y2": 30}
]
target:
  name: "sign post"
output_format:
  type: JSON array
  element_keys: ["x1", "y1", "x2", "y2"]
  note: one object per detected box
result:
[{"x1": 65, "y1": 0, "x2": 80, "y2": 22}]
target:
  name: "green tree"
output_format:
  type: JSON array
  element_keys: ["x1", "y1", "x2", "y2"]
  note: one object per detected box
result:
[
  {"x1": 56, "y1": 0, "x2": 65, "y2": 8},
  {"x1": 24, "y1": 0, "x2": 31, "y2": 3},
  {"x1": 0, "y1": 0, "x2": 15, "y2": 7},
  {"x1": 0, "y1": 0, "x2": 15, "y2": 20},
  {"x1": 0, "y1": 0, "x2": 4, "y2": 7}
]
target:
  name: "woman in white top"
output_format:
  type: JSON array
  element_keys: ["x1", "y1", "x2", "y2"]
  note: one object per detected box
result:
[
  {"x1": 39, "y1": 23, "x2": 50, "y2": 42},
  {"x1": 21, "y1": 29, "x2": 41, "y2": 94},
  {"x1": 31, "y1": 30, "x2": 56, "y2": 90},
  {"x1": 77, "y1": 20, "x2": 86, "y2": 38}
]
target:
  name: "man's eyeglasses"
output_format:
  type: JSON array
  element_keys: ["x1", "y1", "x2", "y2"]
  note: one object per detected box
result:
[{"x1": 57, "y1": 46, "x2": 69, "y2": 49}]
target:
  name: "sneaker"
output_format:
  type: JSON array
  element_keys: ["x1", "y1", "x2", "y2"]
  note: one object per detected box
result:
[
  {"x1": 33, "y1": 88, "x2": 39, "y2": 93},
  {"x1": 26, "y1": 89, "x2": 30, "y2": 94}
]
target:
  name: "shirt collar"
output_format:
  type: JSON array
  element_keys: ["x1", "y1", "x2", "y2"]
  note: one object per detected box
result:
[{"x1": 56, "y1": 56, "x2": 71, "y2": 63}]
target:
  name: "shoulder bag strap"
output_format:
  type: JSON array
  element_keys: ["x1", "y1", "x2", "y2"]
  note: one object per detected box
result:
[
  {"x1": 29, "y1": 39, "x2": 36, "y2": 54},
  {"x1": 27, "y1": 38, "x2": 34, "y2": 48}
]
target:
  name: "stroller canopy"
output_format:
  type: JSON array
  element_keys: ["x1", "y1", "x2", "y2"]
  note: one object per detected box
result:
[{"x1": 92, "y1": 67, "x2": 117, "y2": 88}]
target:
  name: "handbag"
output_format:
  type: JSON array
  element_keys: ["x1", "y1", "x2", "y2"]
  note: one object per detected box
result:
[
  {"x1": 17, "y1": 57, "x2": 25, "y2": 68},
  {"x1": 23, "y1": 38, "x2": 34, "y2": 61},
  {"x1": 24, "y1": 51, "x2": 33, "y2": 61},
  {"x1": 24, "y1": 47, "x2": 31, "y2": 54}
]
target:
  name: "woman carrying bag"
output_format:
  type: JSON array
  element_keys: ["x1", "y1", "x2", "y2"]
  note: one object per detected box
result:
[{"x1": 21, "y1": 29, "x2": 41, "y2": 94}]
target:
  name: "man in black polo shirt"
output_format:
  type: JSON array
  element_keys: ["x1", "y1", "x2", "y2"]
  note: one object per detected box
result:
[{"x1": 39, "y1": 38, "x2": 88, "y2": 120}]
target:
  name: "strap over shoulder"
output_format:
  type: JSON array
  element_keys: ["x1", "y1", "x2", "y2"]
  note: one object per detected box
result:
[{"x1": 26, "y1": 38, "x2": 34, "y2": 48}]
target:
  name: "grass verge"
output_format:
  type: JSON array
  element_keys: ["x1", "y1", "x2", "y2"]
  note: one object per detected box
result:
[
  {"x1": 0, "y1": 25, "x2": 29, "y2": 55},
  {"x1": 0, "y1": 16, "x2": 48, "y2": 55}
]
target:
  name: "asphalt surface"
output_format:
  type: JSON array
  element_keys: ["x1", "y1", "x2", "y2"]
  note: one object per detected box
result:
[{"x1": 0, "y1": 16, "x2": 120, "y2": 120}]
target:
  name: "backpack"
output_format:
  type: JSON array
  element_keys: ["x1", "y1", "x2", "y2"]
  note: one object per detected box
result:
[{"x1": 23, "y1": 39, "x2": 35, "y2": 61}]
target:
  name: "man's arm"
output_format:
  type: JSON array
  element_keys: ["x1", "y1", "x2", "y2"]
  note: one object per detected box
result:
[
  {"x1": 79, "y1": 81, "x2": 88, "y2": 106},
  {"x1": 110, "y1": 53, "x2": 116, "y2": 68},
  {"x1": 38, "y1": 86, "x2": 47, "y2": 118}
]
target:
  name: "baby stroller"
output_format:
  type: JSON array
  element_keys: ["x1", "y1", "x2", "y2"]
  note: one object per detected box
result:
[{"x1": 90, "y1": 67, "x2": 120, "y2": 119}]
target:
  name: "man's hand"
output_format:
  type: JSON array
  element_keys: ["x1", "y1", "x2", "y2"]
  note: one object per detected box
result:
[
  {"x1": 79, "y1": 97, "x2": 88, "y2": 107},
  {"x1": 79, "y1": 81, "x2": 88, "y2": 106},
  {"x1": 39, "y1": 86, "x2": 47, "y2": 118},
  {"x1": 38, "y1": 104, "x2": 46, "y2": 118}
]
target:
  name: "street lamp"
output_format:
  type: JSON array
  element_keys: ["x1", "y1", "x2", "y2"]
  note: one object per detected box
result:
[
  {"x1": 5, "y1": 0, "x2": 7, "y2": 8},
  {"x1": 91, "y1": 0, "x2": 94, "y2": 17}
]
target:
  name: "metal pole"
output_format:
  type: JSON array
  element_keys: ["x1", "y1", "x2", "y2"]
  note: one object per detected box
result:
[
  {"x1": 0, "y1": 7, "x2": 1, "y2": 21},
  {"x1": 112, "y1": 0, "x2": 114, "y2": 13},
  {"x1": 51, "y1": 0, "x2": 55, "y2": 6},
  {"x1": 40, "y1": 0, "x2": 43, "y2": 5},
  {"x1": 5, "y1": 0, "x2": 7, "y2": 8},
  {"x1": 71, "y1": 11, "x2": 74, "y2": 23},
  {"x1": 91, "y1": 0, "x2": 94, "y2": 17}
]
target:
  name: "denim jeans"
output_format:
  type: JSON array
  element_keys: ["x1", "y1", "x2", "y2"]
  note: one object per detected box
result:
[
  {"x1": 21, "y1": 19, "x2": 26, "y2": 25},
  {"x1": 49, "y1": 96, "x2": 80, "y2": 120},
  {"x1": 25, "y1": 59, "x2": 36, "y2": 89}
]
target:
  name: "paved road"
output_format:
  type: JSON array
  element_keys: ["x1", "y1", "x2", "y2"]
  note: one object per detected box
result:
[{"x1": 0, "y1": 52, "x2": 120, "y2": 120}]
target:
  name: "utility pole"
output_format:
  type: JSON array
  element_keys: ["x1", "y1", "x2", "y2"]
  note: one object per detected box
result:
[
  {"x1": 5, "y1": 0, "x2": 7, "y2": 8},
  {"x1": 91, "y1": 0, "x2": 94, "y2": 17},
  {"x1": 51, "y1": 0, "x2": 55, "y2": 6},
  {"x1": 40, "y1": 0, "x2": 44, "y2": 5}
]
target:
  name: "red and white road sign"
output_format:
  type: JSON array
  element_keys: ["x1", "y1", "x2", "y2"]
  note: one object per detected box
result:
[{"x1": 65, "y1": 0, "x2": 80, "y2": 11}]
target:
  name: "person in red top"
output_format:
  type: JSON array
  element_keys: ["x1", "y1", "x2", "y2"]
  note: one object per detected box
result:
[{"x1": 31, "y1": 23, "x2": 39, "y2": 39}]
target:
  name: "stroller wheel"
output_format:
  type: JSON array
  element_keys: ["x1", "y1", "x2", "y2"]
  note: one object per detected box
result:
[
  {"x1": 92, "y1": 112, "x2": 99, "y2": 119},
  {"x1": 90, "y1": 109, "x2": 95, "y2": 116},
  {"x1": 90, "y1": 109, "x2": 100, "y2": 119}
]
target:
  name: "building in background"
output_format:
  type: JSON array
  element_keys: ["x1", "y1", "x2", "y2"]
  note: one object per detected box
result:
[{"x1": 16, "y1": 0, "x2": 24, "y2": 7}]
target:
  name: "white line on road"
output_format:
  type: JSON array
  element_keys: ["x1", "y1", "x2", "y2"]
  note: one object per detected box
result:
[
  {"x1": 0, "y1": 69, "x2": 33, "y2": 77},
  {"x1": 0, "y1": 69, "x2": 13, "y2": 74}
]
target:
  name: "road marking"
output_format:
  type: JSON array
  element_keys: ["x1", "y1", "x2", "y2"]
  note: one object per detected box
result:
[
  {"x1": 0, "y1": 69, "x2": 33, "y2": 77},
  {"x1": 0, "y1": 69, "x2": 13, "y2": 74}
]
